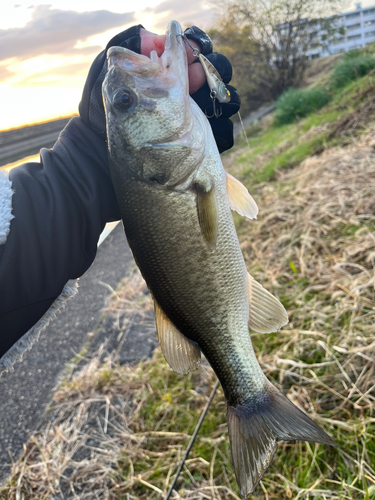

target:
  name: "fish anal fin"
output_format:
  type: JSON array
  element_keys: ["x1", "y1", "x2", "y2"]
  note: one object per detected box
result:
[
  {"x1": 226, "y1": 172, "x2": 258, "y2": 220},
  {"x1": 154, "y1": 300, "x2": 201, "y2": 375},
  {"x1": 195, "y1": 182, "x2": 218, "y2": 250},
  {"x1": 247, "y1": 273, "x2": 288, "y2": 333},
  {"x1": 227, "y1": 386, "x2": 335, "y2": 497}
]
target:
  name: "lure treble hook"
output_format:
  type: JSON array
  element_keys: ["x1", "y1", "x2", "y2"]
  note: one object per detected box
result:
[{"x1": 179, "y1": 34, "x2": 231, "y2": 119}]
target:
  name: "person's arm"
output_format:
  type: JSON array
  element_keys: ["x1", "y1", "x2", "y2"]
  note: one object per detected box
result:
[
  {"x1": 0, "y1": 24, "x2": 240, "y2": 368},
  {"x1": 0, "y1": 117, "x2": 117, "y2": 358}
]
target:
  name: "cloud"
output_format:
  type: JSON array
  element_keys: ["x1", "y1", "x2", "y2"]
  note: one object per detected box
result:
[
  {"x1": 153, "y1": 0, "x2": 181, "y2": 15},
  {"x1": 149, "y1": 0, "x2": 215, "y2": 32},
  {"x1": 12, "y1": 60, "x2": 93, "y2": 87},
  {"x1": 0, "y1": 65, "x2": 14, "y2": 81},
  {"x1": 0, "y1": 5, "x2": 135, "y2": 62}
]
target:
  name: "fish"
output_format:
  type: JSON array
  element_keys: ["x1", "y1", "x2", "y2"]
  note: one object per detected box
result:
[{"x1": 102, "y1": 20, "x2": 335, "y2": 498}]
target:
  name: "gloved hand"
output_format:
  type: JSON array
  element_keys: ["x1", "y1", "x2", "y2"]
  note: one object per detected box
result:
[
  {"x1": 185, "y1": 27, "x2": 241, "y2": 153},
  {"x1": 79, "y1": 25, "x2": 240, "y2": 153}
]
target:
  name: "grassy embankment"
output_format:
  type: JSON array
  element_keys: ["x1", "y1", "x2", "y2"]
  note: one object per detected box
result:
[{"x1": 1, "y1": 49, "x2": 375, "y2": 500}]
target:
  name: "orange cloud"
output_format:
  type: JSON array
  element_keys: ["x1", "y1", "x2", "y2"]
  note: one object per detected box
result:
[
  {"x1": 0, "y1": 5, "x2": 135, "y2": 62},
  {"x1": 11, "y1": 60, "x2": 93, "y2": 87}
]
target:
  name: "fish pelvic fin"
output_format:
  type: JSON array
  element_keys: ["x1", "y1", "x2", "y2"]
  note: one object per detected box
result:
[
  {"x1": 247, "y1": 273, "x2": 288, "y2": 333},
  {"x1": 227, "y1": 387, "x2": 335, "y2": 498},
  {"x1": 154, "y1": 300, "x2": 201, "y2": 374}
]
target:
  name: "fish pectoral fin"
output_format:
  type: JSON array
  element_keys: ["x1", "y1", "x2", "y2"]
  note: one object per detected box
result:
[
  {"x1": 195, "y1": 183, "x2": 218, "y2": 250},
  {"x1": 226, "y1": 172, "x2": 258, "y2": 220},
  {"x1": 247, "y1": 273, "x2": 288, "y2": 333},
  {"x1": 154, "y1": 300, "x2": 201, "y2": 375},
  {"x1": 227, "y1": 386, "x2": 335, "y2": 497}
]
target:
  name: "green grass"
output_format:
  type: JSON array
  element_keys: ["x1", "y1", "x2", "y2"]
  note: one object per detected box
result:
[
  {"x1": 275, "y1": 87, "x2": 331, "y2": 125},
  {"x1": 248, "y1": 134, "x2": 327, "y2": 182},
  {"x1": 331, "y1": 54, "x2": 375, "y2": 89},
  {"x1": 299, "y1": 109, "x2": 342, "y2": 132},
  {"x1": 271, "y1": 48, "x2": 375, "y2": 130},
  {"x1": 226, "y1": 57, "x2": 375, "y2": 185}
]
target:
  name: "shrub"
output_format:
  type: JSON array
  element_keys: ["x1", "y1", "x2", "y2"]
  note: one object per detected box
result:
[
  {"x1": 331, "y1": 54, "x2": 375, "y2": 88},
  {"x1": 275, "y1": 87, "x2": 331, "y2": 125}
]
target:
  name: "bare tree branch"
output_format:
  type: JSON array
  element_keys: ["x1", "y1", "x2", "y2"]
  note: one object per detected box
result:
[{"x1": 209, "y1": 0, "x2": 346, "y2": 112}]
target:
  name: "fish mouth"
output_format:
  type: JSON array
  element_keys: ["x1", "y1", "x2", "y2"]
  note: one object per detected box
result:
[{"x1": 106, "y1": 20, "x2": 189, "y2": 96}]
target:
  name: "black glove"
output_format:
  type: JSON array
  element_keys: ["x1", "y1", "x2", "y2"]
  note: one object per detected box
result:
[{"x1": 79, "y1": 25, "x2": 240, "y2": 153}]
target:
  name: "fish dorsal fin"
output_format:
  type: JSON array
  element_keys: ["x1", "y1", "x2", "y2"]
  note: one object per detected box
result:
[
  {"x1": 154, "y1": 300, "x2": 201, "y2": 374},
  {"x1": 196, "y1": 184, "x2": 218, "y2": 250},
  {"x1": 226, "y1": 172, "x2": 258, "y2": 220},
  {"x1": 247, "y1": 273, "x2": 288, "y2": 333}
]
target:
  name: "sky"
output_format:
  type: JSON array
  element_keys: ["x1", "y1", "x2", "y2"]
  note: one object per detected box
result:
[
  {"x1": 0, "y1": 0, "x2": 374, "y2": 131},
  {"x1": 0, "y1": 0, "x2": 216, "y2": 130}
]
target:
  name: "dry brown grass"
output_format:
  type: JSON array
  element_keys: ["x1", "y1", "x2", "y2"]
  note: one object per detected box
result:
[
  {"x1": 0, "y1": 347, "x2": 224, "y2": 499},
  {"x1": 238, "y1": 128, "x2": 375, "y2": 498},
  {"x1": 303, "y1": 54, "x2": 342, "y2": 87},
  {"x1": 1, "y1": 128, "x2": 375, "y2": 500},
  {"x1": 241, "y1": 126, "x2": 375, "y2": 340}
]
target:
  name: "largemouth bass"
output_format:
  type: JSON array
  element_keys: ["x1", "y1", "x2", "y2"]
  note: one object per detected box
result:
[{"x1": 102, "y1": 21, "x2": 334, "y2": 497}]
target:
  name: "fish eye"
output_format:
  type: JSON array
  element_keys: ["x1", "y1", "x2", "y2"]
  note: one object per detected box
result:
[{"x1": 113, "y1": 89, "x2": 135, "y2": 112}]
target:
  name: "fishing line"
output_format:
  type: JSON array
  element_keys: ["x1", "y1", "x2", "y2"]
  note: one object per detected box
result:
[
  {"x1": 237, "y1": 111, "x2": 251, "y2": 152},
  {"x1": 164, "y1": 378, "x2": 220, "y2": 500}
]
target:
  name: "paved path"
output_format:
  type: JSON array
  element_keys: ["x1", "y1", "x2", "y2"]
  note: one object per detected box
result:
[
  {"x1": 0, "y1": 224, "x2": 149, "y2": 482},
  {"x1": 233, "y1": 104, "x2": 275, "y2": 138}
]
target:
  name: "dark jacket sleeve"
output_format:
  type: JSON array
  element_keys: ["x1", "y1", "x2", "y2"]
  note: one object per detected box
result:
[{"x1": 0, "y1": 117, "x2": 120, "y2": 357}]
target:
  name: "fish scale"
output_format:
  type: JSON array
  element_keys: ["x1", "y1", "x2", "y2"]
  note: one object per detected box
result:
[
  {"x1": 116, "y1": 176, "x2": 261, "y2": 401},
  {"x1": 103, "y1": 20, "x2": 335, "y2": 498}
]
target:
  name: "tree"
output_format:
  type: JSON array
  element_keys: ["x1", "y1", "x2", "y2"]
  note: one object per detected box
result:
[{"x1": 209, "y1": 0, "x2": 346, "y2": 113}]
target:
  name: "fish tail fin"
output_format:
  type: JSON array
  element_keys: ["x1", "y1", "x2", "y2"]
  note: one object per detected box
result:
[{"x1": 227, "y1": 386, "x2": 335, "y2": 497}]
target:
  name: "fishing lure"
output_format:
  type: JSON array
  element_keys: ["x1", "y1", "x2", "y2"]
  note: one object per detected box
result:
[{"x1": 181, "y1": 35, "x2": 231, "y2": 117}]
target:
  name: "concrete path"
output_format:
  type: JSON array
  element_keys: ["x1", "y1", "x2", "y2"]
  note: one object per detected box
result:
[
  {"x1": 233, "y1": 104, "x2": 275, "y2": 138},
  {"x1": 0, "y1": 224, "x2": 155, "y2": 482}
]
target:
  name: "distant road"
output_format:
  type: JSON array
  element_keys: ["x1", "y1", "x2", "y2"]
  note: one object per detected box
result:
[
  {"x1": 0, "y1": 106, "x2": 276, "y2": 169},
  {"x1": 233, "y1": 104, "x2": 275, "y2": 138},
  {"x1": 0, "y1": 117, "x2": 73, "y2": 167}
]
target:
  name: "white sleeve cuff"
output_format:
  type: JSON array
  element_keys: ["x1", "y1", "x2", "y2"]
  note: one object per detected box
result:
[{"x1": 0, "y1": 170, "x2": 14, "y2": 246}]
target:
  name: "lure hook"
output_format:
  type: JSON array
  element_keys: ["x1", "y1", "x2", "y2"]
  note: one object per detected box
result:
[
  {"x1": 179, "y1": 34, "x2": 230, "y2": 118},
  {"x1": 205, "y1": 91, "x2": 222, "y2": 119}
]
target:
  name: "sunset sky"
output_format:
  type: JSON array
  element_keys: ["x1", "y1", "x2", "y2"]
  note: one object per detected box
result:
[
  {"x1": 0, "y1": 0, "x2": 373, "y2": 131},
  {"x1": 0, "y1": 0, "x2": 216, "y2": 131}
]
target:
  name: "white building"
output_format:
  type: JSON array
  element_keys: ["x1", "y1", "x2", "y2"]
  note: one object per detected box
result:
[{"x1": 309, "y1": 3, "x2": 375, "y2": 59}]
